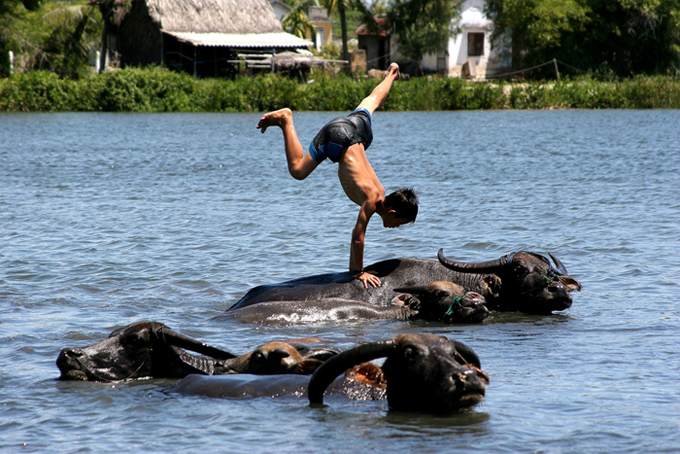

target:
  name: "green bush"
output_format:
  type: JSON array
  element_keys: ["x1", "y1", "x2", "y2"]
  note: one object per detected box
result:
[
  {"x1": 621, "y1": 75, "x2": 680, "y2": 109},
  {"x1": 0, "y1": 70, "x2": 77, "y2": 111},
  {"x1": 1, "y1": 67, "x2": 679, "y2": 112},
  {"x1": 87, "y1": 66, "x2": 197, "y2": 112}
]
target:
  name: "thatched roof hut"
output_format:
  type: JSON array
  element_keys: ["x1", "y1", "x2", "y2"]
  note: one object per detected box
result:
[{"x1": 115, "y1": 0, "x2": 312, "y2": 77}]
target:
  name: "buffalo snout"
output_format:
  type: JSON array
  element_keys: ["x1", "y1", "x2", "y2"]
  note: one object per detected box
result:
[{"x1": 57, "y1": 348, "x2": 89, "y2": 381}]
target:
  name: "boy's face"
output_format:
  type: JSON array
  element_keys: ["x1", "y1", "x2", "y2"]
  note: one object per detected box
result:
[{"x1": 381, "y1": 211, "x2": 410, "y2": 228}]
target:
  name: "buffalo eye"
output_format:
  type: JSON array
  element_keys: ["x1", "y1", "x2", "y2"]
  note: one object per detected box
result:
[
  {"x1": 122, "y1": 333, "x2": 146, "y2": 349},
  {"x1": 402, "y1": 346, "x2": 417, "y2": 361},
  {"x1": 512, "y1": 264, "x2": 528, "y2": 277}
]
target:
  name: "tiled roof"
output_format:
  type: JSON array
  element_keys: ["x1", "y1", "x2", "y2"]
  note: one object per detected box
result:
[{"x1": 355, "y1": 17, "x2": 390, "y2": 37}]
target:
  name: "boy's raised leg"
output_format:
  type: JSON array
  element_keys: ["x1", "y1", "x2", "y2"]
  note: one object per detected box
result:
[
  {"x1": 257, "y1": 108, "x2": 319, "y2": 180},
  {"x1": 357, "y1": 62, "x2": 400, "y2": 116}
]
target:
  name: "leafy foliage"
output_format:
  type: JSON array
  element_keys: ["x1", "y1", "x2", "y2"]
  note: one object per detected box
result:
[
  {"x1": 486, "y1": 0, "x2": 680, "y2": 77},
  {"x1": 0, "y1": 0, "x2": 101, "y2": 76},
  {"x1": 281, "y1": 0, "x2": 316, "y2": 40},
  {"x1": 1, "y1": 66, "x2": 679, "y2": 111},
  {"x1": 388, "y1": 0, "x2": 462, "y2": 62},
  {"x1": 40, "y1": 4, "x2": 101, "y2": 73}
]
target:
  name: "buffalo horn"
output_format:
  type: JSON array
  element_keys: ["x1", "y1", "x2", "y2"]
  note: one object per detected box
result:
[
  {"x1": 393, "y1": 285, "x2": 429, "y2": 294},
  {"x1": 308, "y1": 340, "x2": 396, "y2": 405},
  {"x1": 159, "y1": 327, "x2": 237, "y2": 360},
  {"x1": 548, "y1": 253, "x2": 569, "y2": 275},
  {"x1": 438, "y1": 249, "x2": 507, "y2": 273},
  {"x1": 452, "y1": 340, "x2": 482, "y2": 368}
]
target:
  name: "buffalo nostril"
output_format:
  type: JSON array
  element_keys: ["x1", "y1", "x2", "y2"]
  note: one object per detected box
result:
[
  {"x1": 66, "y1": 349, "x2": 83, "y2": 358},
  {"x1": 548, "y1": 283, "x2": 562, "y2": 293},
  {"x1": 454, "y1": 369, "x2": 473, "y2": 384},
  {"x1": 453, "y1": 368, "x2": 481, "y2": 385}
]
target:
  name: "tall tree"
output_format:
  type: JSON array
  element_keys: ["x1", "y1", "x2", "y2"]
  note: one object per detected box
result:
[
  {"x1": 281, "y1": 0, "x2": 317, "y2": 39},
  {"x1": 0, "y1": 0, "x2": 22, "y2": 75},
  {"x1": 579, "y1": 0, "x2": 680, "y2": 75},
  {"x1": 93, "y1": 0, "x2": 129, "y2": 72},
  {"x1": 41, "y1": 4, "x2": 100, "y2": 73},
  {"x1": 486, "y1": 0, "x2": 680, "y2": 76},
  {"x1": 322, "y1": 0, "x2": 375, "y2": 66},
  {"x1": 387, "y1": 0, "x2": 462, "y2": 64},
  {"x1": 485, "y1": 0, "x2": 588, "y2": 70}
]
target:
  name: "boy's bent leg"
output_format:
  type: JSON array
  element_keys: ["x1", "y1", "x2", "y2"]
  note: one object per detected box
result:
[
  {"x1": 257, "y1": 108, "x2": 319, "y2": 180},
  {"x1": 357, "y1": 63, "x2": 400, "y2": 116}
]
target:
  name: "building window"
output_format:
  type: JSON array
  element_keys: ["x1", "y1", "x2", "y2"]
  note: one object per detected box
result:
[{"x1": 468, "y1": 32, "x2": 484, "y2": 57}]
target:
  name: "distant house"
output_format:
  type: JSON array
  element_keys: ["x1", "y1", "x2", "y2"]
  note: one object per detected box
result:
[
  {"x1": 421, "y1": 0, "x2": 510, "y2": 78},
  {"x1": 356, "y1": 0, "x2": 510, "y2": 78},
  {"x1": 269, "y1": 2, "x2": 332, "y2": 52},
  {"x1": 306, "y1": 7, "x2": 332, "y2": 52},
  {"x1": 355, "y1": 16, "x2": 391, "y2": 71},
  {"x1": 113, "y1": 0, "x2": 312, "y2": 77}
]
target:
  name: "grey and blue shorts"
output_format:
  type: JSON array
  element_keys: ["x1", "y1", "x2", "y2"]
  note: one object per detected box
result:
[{"x1": 308, "y1": 108, "x2": 373, "y2": 163}]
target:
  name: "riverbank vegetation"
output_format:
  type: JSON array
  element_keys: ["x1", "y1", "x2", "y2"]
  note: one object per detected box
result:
[
  {"x1": 1, "y1": 66, "x2": 679, "y2": 112},
  {"x1": 487, "y1": 0, "x2": 680, "y2": 78}
]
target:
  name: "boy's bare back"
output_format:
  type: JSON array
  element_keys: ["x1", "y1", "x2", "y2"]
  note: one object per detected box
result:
[{"x1": 338, "y1": 143, "x2": 384, "y2": 208}]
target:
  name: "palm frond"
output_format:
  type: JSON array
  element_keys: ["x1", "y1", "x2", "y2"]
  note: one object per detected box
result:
[{"x1": 42, "y1": 5, "x2": 93, "y2": 25}]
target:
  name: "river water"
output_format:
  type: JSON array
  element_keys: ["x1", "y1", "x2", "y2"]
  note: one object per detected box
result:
[{"x1": 1, "y1": 110, "x2": 679, "y2": 453}]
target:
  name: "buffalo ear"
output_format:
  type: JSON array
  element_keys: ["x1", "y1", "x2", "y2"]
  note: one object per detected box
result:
[
  {"x1": 303, "y1": 348, "x2": 339, "y2": 362},
  {"x1": 269, "y1": 349, "x2": 291, "y2": 360},
  {"x1": 297, "y1": 359, "x2": 325, "y2": 375},
  {"x1": 559, "y1": 276, "x2": 582, "y2": 292},
  {"x1": 476, "y1": 274, "x2": 502, "y2": 299},
  {"x1": 391, "y1": 294, "x2": 420, "y2": 312}
]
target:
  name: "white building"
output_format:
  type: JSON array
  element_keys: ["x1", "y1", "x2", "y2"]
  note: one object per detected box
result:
[{"x1": 418, "y1": 0, "x2": 511, "y2": 78}]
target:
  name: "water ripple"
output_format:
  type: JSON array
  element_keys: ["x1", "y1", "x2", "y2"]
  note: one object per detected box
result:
[{"x1": 1, "y1": 111, "x2": 679, "y2": 453}]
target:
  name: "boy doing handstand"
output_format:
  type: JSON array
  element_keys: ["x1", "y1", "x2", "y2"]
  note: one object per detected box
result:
[{"x1": 256, "y1": 63, "x2": 418, "y2": 288}]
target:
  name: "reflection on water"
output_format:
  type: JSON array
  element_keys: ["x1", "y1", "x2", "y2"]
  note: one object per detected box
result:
[{"x1": 1, "y1": 110, "x2": 679, "y2": 453}]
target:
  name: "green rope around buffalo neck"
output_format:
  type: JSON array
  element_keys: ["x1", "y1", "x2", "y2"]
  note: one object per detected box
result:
[{"x1": 444, "y1": 296, "x2": 465, "y2": 317}]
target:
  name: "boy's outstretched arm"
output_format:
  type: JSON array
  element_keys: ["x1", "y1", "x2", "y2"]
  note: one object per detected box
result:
[{"x1": 349, "y1": 201, "x2": 381, "y2": 288}]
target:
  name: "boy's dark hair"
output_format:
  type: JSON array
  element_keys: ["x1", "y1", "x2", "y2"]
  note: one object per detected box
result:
[{"x1": 384, "y1": 187, "x2": 419, "y2": 223}]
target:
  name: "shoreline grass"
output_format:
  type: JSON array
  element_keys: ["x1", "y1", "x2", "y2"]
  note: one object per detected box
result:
[{"x1": 1, "y1": 66, "x2": 679, "y2": 112}]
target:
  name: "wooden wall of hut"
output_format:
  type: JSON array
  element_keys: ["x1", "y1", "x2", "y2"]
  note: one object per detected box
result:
[
  {"x1": 118, "y1": 0, "x2": 162, "y2": 67},
  {"x1": 162, "y1": 36, "x2": 236, "y2": 78}
]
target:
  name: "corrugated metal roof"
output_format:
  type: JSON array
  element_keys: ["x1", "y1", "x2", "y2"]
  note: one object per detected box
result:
[{"x1": 163, "y1": 31, "x2": 313, "y2": 48}]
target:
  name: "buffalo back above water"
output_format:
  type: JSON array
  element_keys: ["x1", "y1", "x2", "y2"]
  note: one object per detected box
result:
[
  {"x1": 228, "y1": 253, "x2": 581, "y2": 315},
  {"x1": 230, "y1": 258, "x2": 464, "y2": 310}
]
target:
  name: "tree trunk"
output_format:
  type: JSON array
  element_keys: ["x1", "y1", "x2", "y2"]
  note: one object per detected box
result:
[
  {"x1": 339, "y1": 3, "x2": 348, "y2": 71},
  {"x1": 99, "y1": 22, "x2": 109, "y2": 73},
  {"x1": 62, "y1": 8, "x2": 93, "y2": 74}
]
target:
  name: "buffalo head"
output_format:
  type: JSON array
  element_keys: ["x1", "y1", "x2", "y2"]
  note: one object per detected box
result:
[
  {"x1": 57, "y1": 321, "x2": 236, "y2": 381},
  {"x1": 438, "y1": 249, "x2": 582, "y2": 315},
  {"x1": 223, "y1": 341, "x2": 336, "y2": 375},
  {"x1": 57, "y1": 321, "x2": 336, "y2": 381},
  {"x1": 308, "y1": 333, "x2": 488, "y2": 413},
  {"x1": 393, "y1": 281, "x2": 490, "y2": 323}
]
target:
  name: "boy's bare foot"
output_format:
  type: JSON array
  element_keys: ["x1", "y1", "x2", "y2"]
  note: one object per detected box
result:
[
  {"x1": 256, "y1": 108, "x2": 292, "y2": 133},
  {"x1": 386, "y1": 62, "x2": 400, "y2": 80}
]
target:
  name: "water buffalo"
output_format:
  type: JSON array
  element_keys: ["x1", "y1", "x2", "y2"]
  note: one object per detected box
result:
[
  {"x1": 437, "y1": 249, "x2": 582, "y2": 314},
  {"x1": 218, "y1": 286, "x2": 489, "y2": 325},
  {"x1": 393, "y1": 281, "x2": 489, "y2": 323},
  {"x1": 170, "y1": 334, "x2": 489, "y2": 413},
  {"x1": 228, "y1": 250, "x2": 581, "y2": 316},
  {"x1": 57, "y1": 321, "x2": 336, "y2": 382}
]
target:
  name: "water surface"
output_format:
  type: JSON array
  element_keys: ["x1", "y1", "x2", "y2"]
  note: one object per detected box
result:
[{"x1": 1, "y1": 110, "x2": 679, "y2": 453}]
